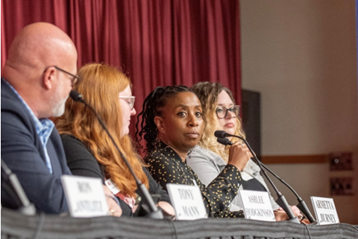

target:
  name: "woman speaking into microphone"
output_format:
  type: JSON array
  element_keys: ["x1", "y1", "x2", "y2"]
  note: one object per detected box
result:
[{"x1": 187, "y1": 82, "x2": 303, "y2": 221}]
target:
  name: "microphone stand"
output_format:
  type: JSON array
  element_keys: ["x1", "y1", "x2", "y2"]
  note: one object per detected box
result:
[
  {"x1": 70, "y1": 91, "x2": 163, "y2": 219},
  {"x1": 257, "y1": 163, "x2": 316, "y2": 223},
  {"x1": 216, "y1": 134, "x2": 299, "y2": 223},
  {"x1": 218, "y1": 135, "x2": 316, "y2": 223},
  {"x1": 1, "y1": 159, "x2": 36, "y2": 215},
  {"x1": 231, "y1": 136, "x2": 315, "y2": 223}
]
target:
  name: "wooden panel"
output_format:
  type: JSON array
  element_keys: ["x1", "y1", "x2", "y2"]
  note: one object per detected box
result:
[{"x1": 261, "y1": 154, "x2": 328, "y2": 164}]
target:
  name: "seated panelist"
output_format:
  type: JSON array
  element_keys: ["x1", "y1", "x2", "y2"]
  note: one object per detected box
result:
[
  {"x1": 1, "y1": 22, "x2": 77, "y2": 214},
  {"x1": 55, "y1": 63, "x2": 174, "y2": 217},
  {"x1": 136, "y1": 85, "x2": 251, "y2": 218},
  {"x1": 1, "y1": 23, "x2": 121, "y2": 216},
  {"x1": 188, "y1": 82, "x2": 304, "y2": 221}
]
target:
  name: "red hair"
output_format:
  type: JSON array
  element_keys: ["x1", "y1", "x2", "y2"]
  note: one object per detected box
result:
[{"x1": 56, "y1": 63, "x2": 148, "y2": 197}]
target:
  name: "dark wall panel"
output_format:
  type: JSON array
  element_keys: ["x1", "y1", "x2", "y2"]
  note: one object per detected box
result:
[{"x1": 241, "y1": 89, "x2": 261, "y2": 159}]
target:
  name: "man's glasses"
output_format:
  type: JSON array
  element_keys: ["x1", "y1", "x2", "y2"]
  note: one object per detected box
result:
[
  {"x1": 44, "y1": 66, "x2": 80, "y2": 86},
  {"x1": 119, "y1": 96, "x2": 135, "y2": 110},
  {"x1": 215, "y1": 105, "x2": 240, "y2": 119}
]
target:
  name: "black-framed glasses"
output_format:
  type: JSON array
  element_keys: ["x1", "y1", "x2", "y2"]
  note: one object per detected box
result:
[
  {"x1": 119, "y1": 96, "x2": 135, "y2": 110},
  {"x1": 215, "y1": 105, "x2": 240, "y2": 119},
  {"x1": 44, "y1": 66, "x2": 80, "y2": 86}
]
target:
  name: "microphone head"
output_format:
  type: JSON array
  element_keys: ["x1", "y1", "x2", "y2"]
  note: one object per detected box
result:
[
  {"x1": 69, "y1": 90, "x2": 83, "y2": 102},
  {"x1": 217, "y1": 137, "x2": 233, "y2": 146},
  {"x1": 214, "y1": 130, "x2": 227, "y2": 138}
]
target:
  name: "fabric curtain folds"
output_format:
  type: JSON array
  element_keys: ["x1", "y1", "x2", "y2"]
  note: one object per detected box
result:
[{"x1": 1, "y1": 0, "x2": 242, "y2": 136}]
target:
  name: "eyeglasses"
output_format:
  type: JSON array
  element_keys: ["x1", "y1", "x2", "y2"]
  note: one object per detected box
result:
[
  {"x1": 54, "y1": 66, "x2": 80, "y2": 86},
  {"x1": 44, "y1": 66, "x2": 80, "y2": 86},
  {"x1": 119, "y1": 96, "x2": 135, "y2": 110},
  {"x1": 215, "y1": 105, "x2": 240, "y2": 119}
]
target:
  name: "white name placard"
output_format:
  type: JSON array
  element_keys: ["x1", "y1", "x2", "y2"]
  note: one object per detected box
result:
[
  {"x1": 238, "y1": 190, "x2": 275, "y2": 221},
  {"x1": 311, "y1": 196, "x2": 339, "y2": 225},
  {"x1": 166, "y1": 183, "x2": 207, "y2": 220},
  {"x1": 61, "y1": 175, "x2": 109, "y2": 218}
]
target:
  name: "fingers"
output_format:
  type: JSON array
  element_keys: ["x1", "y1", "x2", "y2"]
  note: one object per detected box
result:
[
  {"x1": 157, "y1": 201, "x2": 175, "y2": 217},
  {"x1": 240, "y1": 144, "x2": 253, "y2": 158},
  {"x1": 104, "y1": 186, "x2": 122, "y2": 217},
  {"x1": 290, "y1": 205, "x2": 301, "y2": 215},
  {"x1": 108, "y1": 207, "x2": 122, "y2": 217},
  {"x1": 231, "y1": 142, "x2": 252, "y2": 157},
  {"x1": 274, "y1": 210, "x2": 289, "y2": 221},
  {"x1": 109, "y1": 208, "x2": 115, "y2": 216},
  {"x1": 277, "y1": 207, "x2": 309, "y2": 224},
  {"x1": 232, "y1": 141, "x2": 245, "y2": 147},
  {"x1": 228, "y1": 141, "x2": 251, "y2": 171},
  {"x1": 301, "y1": 218, "x2": 310, "y2": 225},
  {"x1": 107, "y1": 197, "x2": 122, "y2": 217}
]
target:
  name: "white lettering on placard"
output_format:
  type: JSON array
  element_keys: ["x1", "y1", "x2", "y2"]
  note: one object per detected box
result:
[
  {"x1": 246, "y1": 208, "x2": 274, "y2": 217},
  {"x1": 182, "y1": 205, "x2": 200, "y2": 217},
  {"x1": 75, "y1": 200, "x2": 103, "y2": 213},
  {"x1": 315, "y1": 200, "x2": 335, "y2": 210},
  {"x1": 178, "y1": 188, "x2": 194, "y2": 200},
  {"x1": 319, "y1": 213, "x2": 337, "y2": 223},
  {"x1": 248, "y1": 195, "x2": 264, "y2": 204}
]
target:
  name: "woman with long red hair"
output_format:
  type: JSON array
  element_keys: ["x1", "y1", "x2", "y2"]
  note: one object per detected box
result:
[{"x1": 55, "y1": 63, "x2": 173, "y2": 216}]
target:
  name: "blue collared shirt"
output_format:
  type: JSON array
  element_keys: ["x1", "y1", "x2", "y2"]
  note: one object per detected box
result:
[{"x1": 4, "y1": 80, "x2": 54, "y2": 174}]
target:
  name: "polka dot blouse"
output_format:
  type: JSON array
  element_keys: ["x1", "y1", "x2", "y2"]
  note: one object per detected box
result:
[{"x1": 145, "y1": 141, "x2": 245, "y2": 218}]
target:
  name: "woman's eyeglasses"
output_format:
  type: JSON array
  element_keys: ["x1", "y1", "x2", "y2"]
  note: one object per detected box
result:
[
  {"x1": 119, "y1": 96, "x2": 135, "y2": 110},
  {"x1": 215, "y1": 105, "x2": 240, "y2": 119}
]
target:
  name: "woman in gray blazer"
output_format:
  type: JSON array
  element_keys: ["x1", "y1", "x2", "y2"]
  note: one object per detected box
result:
[{"x1": 187, "y1": 82, "x2": 301, "y2": 221}]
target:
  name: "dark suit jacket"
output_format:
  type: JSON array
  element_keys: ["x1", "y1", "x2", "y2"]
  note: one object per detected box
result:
[{"x1": 1, "y1": 78, "x2": 71, "y2": 214}]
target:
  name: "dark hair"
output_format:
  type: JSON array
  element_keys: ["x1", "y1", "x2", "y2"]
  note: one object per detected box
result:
[{"x1": 135, "y1": 85, "x2": 192, "y2": 153}]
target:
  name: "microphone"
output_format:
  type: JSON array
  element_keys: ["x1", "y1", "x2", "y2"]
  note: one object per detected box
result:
[
  {"x1": 215, "y1": 130, "x2": 316, "y2": 223},
  {"x1": 1, "y1": 159, "x2": 36, "y2": 215},
  {"x1": 69, "y1": 90, "x2": 84, "y2": 102},
  {"x1": 217, "y1": 137, "x2": 232, "y2": 146},
  {"x1": 70, "y1": 90, "x2": 164, "y2": 219},
  {"x1": 215, "y1": 130, "x2": 299, "y2": 223},
  {"x1": 214, "y1": 130, "x2": 228, "y2": 138}
]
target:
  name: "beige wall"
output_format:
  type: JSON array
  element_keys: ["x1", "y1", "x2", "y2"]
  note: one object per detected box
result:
[{"x1": 240, "y1": 0, "x2": 358, "y2": 224}]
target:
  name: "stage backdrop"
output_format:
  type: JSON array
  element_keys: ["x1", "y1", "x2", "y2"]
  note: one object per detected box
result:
[{"x1": 1, "y1": 0, "x2": 242, "y2": 137}]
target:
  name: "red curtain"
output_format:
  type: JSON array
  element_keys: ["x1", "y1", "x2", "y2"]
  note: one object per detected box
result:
[{"x1": 1, "y1": 0, "x2": 242, "y2": 134}]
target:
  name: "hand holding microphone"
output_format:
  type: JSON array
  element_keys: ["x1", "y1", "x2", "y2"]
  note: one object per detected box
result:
[
  {"x1": 216, "y1": 130, "x2": 299, "y2": 223},
  {"x1": 216, "y1": 130, "x2": 316, "y2": 224},
  {"x1": 227, "y1": 141, "x2": 252, "y2": 172}
]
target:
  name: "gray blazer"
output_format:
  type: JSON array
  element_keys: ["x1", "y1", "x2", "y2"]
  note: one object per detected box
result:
[{"x1": 187, "y1": 145, "x2": 280, "y2": 211}]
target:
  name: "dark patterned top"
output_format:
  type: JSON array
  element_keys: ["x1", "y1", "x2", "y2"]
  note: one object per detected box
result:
[{"x1": 145, "y1": 141, "x2": 244, "y2": 218}]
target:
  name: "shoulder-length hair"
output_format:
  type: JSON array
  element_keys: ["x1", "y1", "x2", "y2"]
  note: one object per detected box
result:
[
  {"x1": 190, "y1": 82, "x2": 245, "y2": 162},
  {"x1": 56, "y1": 63, "x2": 148, "y2": 197}
]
